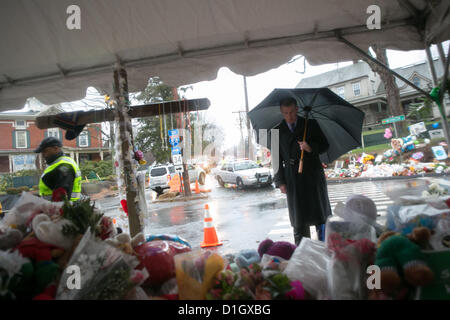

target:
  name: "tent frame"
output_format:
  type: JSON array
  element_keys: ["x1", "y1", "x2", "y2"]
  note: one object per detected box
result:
[{"x1": 337, "y1": 32, "x2": 450, "y2": 146}]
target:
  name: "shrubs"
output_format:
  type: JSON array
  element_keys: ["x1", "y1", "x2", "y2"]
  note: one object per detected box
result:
[
  {"x1": 80, "y1": 160, "x2": 114, "y2": 179},
  {"x1": 6, "y1": 186, "x2": 30, "y2": 194}
]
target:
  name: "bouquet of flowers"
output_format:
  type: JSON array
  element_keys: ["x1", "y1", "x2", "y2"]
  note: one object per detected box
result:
[
  {"x1": 56, "y1": 228, "x2": 147, "y2": 300},
  {"x1": 207, "y1": 262, "x2": 304, "y2": 300}
]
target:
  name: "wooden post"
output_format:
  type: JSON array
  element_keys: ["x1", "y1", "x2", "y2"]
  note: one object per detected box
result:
[{"x1": 113, "y1": 63, "x2": 143, "y2": 237}]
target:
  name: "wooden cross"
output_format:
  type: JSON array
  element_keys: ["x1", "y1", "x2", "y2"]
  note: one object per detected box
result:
[{"x1": 35, "y1": 66, "x2": 210, "y2": 237}]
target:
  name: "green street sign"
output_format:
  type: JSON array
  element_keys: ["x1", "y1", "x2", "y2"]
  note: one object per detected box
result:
[{"x1": 382, "y1": 115, "x2": 405, "y2": 124}]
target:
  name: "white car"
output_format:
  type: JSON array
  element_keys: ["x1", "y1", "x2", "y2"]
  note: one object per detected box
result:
[
  {"x1": 149, "y1": 164, "x2": 206, "y2": 194},
  {"x1": 215, "y1": 160, "x2": 273, "y2": 189}
]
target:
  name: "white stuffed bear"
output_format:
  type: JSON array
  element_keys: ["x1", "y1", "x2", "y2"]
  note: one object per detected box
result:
[{"x1": 31, "y1": 214, "x2": 75, "y2": 250}]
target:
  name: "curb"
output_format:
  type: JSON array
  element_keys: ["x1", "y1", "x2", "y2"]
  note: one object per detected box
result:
[
  {"x1": 326, "y1": 172, "x2": 450, "y2": 184},
  {"x1": 152, "y1": 193, "x2": 209, "y2": 203}
]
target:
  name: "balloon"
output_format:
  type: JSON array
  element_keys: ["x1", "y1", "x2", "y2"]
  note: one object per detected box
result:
[
  {"x1": 384, "y1": 128, "x2": 392, "y2": 139},
  {"x1": 414, "y1": 140, "x2": 419, "y2": 145},
  {"x1": 432, "y1": 122, "x2": 439, "y2": 129},
  {"x1": 424, "y1": 138, "x2": 431, "y2": 144}
]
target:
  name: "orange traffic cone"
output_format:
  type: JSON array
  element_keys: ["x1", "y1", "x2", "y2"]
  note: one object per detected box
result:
[
  {"x1": 201, "y1": 204, "x2": 222, "y2": 248},
  {"x1": 195, "y1": 179, "x2": 200, "y2": 194}
]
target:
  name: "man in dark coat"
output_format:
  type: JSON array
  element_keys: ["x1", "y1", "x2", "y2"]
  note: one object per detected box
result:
[{"x1": 273, "y1": 97, "x2": 332, "y2": 245}]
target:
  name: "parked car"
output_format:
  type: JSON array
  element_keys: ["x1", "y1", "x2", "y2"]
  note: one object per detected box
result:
[
  {"x1": 149, "y1": 164, "x2": 206, "y2": 195},
  {"x1": 148, "y1": 164, "x2": 176, "y2": 195},
  {"x1": 215, "y1": 160, "x2": 272, "y2": 189}
]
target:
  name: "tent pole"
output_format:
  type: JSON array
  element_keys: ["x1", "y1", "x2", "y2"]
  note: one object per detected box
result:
[
  {"x1": 113, "y1": 63, "x2": 144, "y2": 237},
  {"x1": 425, "y1": 43, "x2": 450, "y2": 148},
  {"x1": 336, "y1": 34, "x2": 433, "y2": 100},
  {"x1": 339, "y1": 33, "x2": 450, "y2": 149}
]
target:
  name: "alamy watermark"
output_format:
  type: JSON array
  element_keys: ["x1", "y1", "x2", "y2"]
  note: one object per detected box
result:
[
  {"x1": 66, "y1": 5, "x2": 81, "y2": 30},
  {"x1": 366, "y1": 5, "x2": 381, "y2": 30}
]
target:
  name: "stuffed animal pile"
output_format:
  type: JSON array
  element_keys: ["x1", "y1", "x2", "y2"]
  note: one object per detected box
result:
[{"x1": 1, "y1": 189, "x2": 450, "y2": 300}]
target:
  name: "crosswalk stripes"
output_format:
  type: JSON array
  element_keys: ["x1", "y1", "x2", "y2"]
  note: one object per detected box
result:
[
  {"x1": 266, "y1": 181, "x2": 395, "y2": 241},
  {"x1": 327, "y1": 182, "x2": 394, "y2": 219}
]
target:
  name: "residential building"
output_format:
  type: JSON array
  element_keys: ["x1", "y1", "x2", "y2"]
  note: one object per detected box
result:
[
  {"x1": 0, "y1": 110, "x2": 111, "y2": 173},
  {"x1": 296, "y1": 58, "x2": 450, "y2": 128}
]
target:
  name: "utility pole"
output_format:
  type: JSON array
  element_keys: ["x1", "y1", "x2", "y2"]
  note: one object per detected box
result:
[
  {"x1": 243, "y1": 76, "x2": 252, "y2": 159},
  {"x1": 232, "y1": 110, "x2": 246, "y2": 159}
]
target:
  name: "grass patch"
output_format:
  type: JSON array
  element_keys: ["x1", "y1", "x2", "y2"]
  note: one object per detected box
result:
[{"x1": 349, "y1": 143, "x2": 391, "y2": 155}]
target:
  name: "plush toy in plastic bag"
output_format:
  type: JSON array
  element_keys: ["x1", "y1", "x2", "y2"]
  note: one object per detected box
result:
[
  {"x1": 174, "y1": 250, "x2": 225, "y2": 300},
  {"x1": 283, "y1": 238, "x2": 331, "y2": 299},
  {"x1": 325, "y1": 215, "x2": 377, "y2": 245},
  {"x1": 326, "y1": 232, "x2": 376, "y2": 300},
  {"x1": 1, "y1": 192, "x2": 62, "y2": 232},
  {"x1": 385, "y1": 204, "x2": 450, "y2": 235},
  {"x1": 134, "y1": 239, "x2": 191, "y2": 288}
]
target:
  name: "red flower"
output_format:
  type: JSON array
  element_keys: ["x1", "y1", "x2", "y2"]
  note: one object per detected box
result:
[{"x1": 52, "y1": 187, "x2": 68, "y2": 202}]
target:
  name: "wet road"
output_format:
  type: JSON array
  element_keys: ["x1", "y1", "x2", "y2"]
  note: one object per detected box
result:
[{"x1": 96, "y1": 174, "x2": 450, "y2": 255}]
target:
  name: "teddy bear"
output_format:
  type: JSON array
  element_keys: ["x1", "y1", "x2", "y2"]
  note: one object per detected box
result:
[
  {"x1": 0, "y1": 227, "x2": 23, "y2": 250},
  {"x1": 31, "y1": 213, "x2": 75, "y2": 250},
  {"x1": 258, "y1": 239, "x2": 297, "y2": 260},
  {"x1": 104, "y1": 232, "x2": 146, "y2": 255},
  {"x1": 371, "y1": 227, "x2": 434, "y2": 297}
]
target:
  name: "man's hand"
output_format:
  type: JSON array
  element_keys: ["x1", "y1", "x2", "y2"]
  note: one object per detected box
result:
[
  {"x1": 279, "y1": 184, "x2": 287, "y2": 194},
  {"x1": 298, "y1": 141, "x2": 312, "y2": 153}
]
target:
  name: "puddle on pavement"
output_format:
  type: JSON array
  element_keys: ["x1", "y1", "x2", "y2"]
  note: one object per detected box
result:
[{"x1": 253, "y1": 198, "x2": 287, "y2": 211}]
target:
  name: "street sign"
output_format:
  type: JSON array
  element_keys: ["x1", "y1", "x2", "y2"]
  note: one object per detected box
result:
[
  {"x1": 171, "y1": 147, "x2": 181, "y2": 155},
  {"x1": 168, "y1": 129, "x2": 180, "y2": 147},
  {"x1": 382, "y1": 115, "x2": 405, "y2": 124},
  {"x1": 172, "y1": 154, "x2": 183, "y2": 166}
]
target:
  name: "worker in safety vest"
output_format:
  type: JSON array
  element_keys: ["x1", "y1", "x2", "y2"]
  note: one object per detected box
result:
[{"x1": 34, "y1": 137, "x2": 82, "y2": 202}]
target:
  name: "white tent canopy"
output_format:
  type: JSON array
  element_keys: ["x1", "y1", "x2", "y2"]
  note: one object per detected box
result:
[{"x1": 1, "y1": 0, "x2": 449, "y2": 110}]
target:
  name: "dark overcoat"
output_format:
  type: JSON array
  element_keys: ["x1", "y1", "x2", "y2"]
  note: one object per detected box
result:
[{"x1": 273, "y1": 117, "x2": 332, "y2": 229}]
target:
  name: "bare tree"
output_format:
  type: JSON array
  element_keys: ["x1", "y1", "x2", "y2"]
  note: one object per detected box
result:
[{"x1": 361, "y1": 45, "x2": 405, "y2": 135}]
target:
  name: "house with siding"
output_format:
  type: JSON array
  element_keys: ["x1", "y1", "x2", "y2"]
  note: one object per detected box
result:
[
  {"x1": 0, "y1": 109, "x2": 110, "y2": 173},
  {"x1": 296, "y1": 58, "x2": 449, "y2": 128}
]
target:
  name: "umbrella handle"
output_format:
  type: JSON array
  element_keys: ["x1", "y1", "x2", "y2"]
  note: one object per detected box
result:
[{"x1": 298, "y1": 115, "x2": 309, "y2": 173}]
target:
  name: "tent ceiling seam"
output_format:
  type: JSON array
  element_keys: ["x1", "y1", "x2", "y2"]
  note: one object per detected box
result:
[{"x1": 0, "y1": 18, "x2": 413, "y2": 88}]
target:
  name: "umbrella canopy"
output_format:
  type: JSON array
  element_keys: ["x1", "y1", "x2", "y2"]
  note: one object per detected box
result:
[
  {"x1": 248, "y1": 88, "x2": 365, "y2": 163},
  {"x1": 1, "y1": 0, "x2": 449, "y2": 110}
]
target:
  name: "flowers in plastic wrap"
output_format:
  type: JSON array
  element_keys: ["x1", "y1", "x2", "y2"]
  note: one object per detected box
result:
[
  {"x1": 56, "y1": 228, "x2": 147, "y2": 300},
  {"x1": 283, "y1": 238, "x2": 331, "y2": 299},
  {"x1": 206, "y1": 260, "x2": 303, "y2": 300},
  {"x1": 175, "y1": 250, "x2": 225, "y2": 300},
  {"x1": 325, "y1": 215, "x2": 377, "y2": 299},
  {"x1": 422, "y1": 182, "x2": 448, "y2": 197}
]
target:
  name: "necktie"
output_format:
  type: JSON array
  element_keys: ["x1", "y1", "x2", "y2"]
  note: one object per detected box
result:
[{"x1": 289, "y1": 123, "x2": 295, "y2": 132}]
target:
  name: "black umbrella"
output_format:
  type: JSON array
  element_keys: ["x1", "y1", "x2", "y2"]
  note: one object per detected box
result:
[{"x1": 248, "y1": 88, "x2": 365, "y2": 164}]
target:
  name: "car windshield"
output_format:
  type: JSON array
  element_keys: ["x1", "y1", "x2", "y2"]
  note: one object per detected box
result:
[
  {"x1": 150, "y1": 167, "x2": 167, "y2": 176},
  {"x1": 234, "y1": 161, "x2": 259, "y2": 171}
]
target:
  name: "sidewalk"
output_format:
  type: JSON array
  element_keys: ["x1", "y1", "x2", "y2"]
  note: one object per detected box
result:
[{"x1": 326, "y1": 172, "x2": 449, "y2": 184}]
